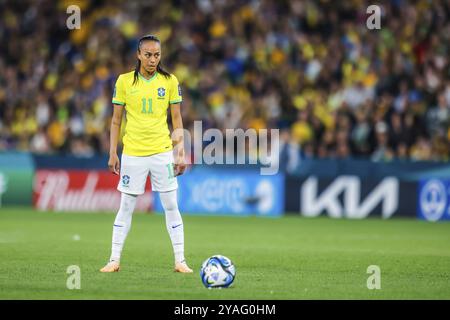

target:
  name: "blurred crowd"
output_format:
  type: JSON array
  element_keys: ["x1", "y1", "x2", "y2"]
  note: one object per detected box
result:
[{"x1": 0, "y1": 0, "x2": 450, "y2": 169}]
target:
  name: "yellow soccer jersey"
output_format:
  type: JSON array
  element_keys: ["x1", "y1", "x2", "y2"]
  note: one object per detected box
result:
[{"x1": 112, "y1": 71, "x2": 183, "y2": 156}]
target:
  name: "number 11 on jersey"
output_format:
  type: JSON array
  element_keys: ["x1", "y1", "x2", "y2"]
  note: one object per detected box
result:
[
  {"x1": 166, "y1": 163, "x2": 175, "y2": 179},
  {"x1": 141, "y1": 98, "x2": 153, "y2": 114}
]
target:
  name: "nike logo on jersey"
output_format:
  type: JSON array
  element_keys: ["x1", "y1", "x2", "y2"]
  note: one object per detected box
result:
[{"x1": 172, "y1": 223, "x2": 183, "y2": 229}]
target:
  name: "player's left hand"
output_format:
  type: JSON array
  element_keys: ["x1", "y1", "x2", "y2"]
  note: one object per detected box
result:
[
  {"x1": 174, "y1": 162, "x2": 186, "y2": 176},
  {"x1": 174, "y1": 147, "x2": 186, "y2": 176}
]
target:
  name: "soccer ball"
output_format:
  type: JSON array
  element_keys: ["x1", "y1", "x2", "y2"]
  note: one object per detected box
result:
[{"x1": 200, "y1": 255, "x2": 236, "y2": 288}]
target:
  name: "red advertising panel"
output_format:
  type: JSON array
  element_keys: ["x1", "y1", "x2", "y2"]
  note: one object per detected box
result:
[{"x1": 33, "y1": 170, "x2": 152, "y2": 212}]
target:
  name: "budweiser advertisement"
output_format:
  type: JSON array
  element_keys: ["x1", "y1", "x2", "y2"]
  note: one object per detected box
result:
[{"x1": 33, "y1": 170, "x2": 153, "y2": 212}]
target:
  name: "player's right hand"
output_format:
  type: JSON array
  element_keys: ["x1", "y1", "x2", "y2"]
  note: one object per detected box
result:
[{"x1": 108, "y1": 154, "x2": 120, "y2": 175}]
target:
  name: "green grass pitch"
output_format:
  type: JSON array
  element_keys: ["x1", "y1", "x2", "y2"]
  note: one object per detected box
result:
[{"x1": 1, "y1": 208, "x2": 449, "y2": 299}]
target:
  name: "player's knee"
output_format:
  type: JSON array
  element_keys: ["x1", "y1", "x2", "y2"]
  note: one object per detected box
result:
[
  {"x1": 162, "y1": 202, "x2": 179, "y2": 214},
  {"x1": 160, "y1": 191, "x2": 179, "y2": 212}
]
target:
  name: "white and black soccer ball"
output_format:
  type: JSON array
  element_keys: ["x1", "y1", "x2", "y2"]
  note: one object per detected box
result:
[{"x1": 200, "y1": 255, "x2": 236, "y2": 288}]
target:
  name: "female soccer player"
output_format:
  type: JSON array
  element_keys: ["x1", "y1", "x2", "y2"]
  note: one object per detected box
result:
[{"x1": 100, "y1": 35, "x2": 193, "y2": 273}]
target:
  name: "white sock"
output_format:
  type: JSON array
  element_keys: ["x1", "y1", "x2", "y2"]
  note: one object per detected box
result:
[
  {"x1": 110, "y1": 193, "x2": 137, "y2": 262},
  {"x1": 160, "y1": 190, "x2": 185, "y2": 264}
]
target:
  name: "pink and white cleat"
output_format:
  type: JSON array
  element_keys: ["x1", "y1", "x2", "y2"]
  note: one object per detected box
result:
[
  {"x1": 174, "y1": 261, "x2": 193, "y2": 273},
  {"x1": 100, "y1": 261, "x2": 120, "y2": 273}
]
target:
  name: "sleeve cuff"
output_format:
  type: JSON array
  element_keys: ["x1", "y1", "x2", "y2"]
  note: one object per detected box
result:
[
  {"x1": 169, "y1": 99, "x2": 182, "y2": 104},
  {"x1": 112, "y1": 100, "x2": 125, "y2": 106}
]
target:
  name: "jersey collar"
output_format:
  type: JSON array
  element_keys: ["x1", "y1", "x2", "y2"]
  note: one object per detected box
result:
[{"x1": 138, "y1": 71, "x2": 158, "y2": 83}]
